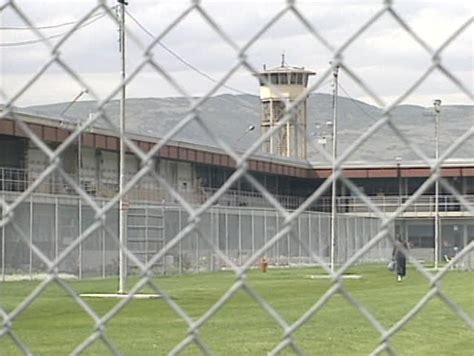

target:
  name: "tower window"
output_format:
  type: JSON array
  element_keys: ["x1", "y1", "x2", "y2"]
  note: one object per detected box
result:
[
  {"x1": 270, "y1": 73, "x2": 279, "y2": 84},
  {"x1": 259, "y1": 74, "x2": 270, "y2": 86},
  {"x1": 279, "y1": 74, "x2": 288, "y2": 84},
  {"x1": 290, "y1": 73, "x2": 297, "y2": 84},
  {"x1": 262, "y1": 101, "x2": 271, "y2": 123},
  {"x1": 296, "y1": 73, "x2": 303, "y2": 85}
]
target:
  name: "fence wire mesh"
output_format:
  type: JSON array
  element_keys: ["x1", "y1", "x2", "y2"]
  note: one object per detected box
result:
[
  {"x1": 0, "y1": 195, "x2": 392, "y2": 278},
  {"x1": 0, "y1": 0, "x2": 473, "y2": 355}
]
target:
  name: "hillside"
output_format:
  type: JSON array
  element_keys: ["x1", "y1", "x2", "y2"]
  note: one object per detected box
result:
[{"x1": 23, "y1": 94, "x2": 473, "y2": 164}]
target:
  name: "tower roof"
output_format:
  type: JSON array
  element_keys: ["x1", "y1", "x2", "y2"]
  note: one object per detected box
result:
[{"x1": 258, "y1": 64, "x2": 316, "y2": 75}]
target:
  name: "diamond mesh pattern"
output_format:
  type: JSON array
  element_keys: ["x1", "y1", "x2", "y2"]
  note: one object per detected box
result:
[{"x1": 0, "y1": 0, "x2": 473, "y2": 354}]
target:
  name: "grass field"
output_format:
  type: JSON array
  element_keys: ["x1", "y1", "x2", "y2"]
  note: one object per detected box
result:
[{"x1": 1, "y1": 265, "x2": 473, "y2": 355}]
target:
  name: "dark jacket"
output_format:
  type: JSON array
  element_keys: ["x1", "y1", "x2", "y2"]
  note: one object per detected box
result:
[
  {"x1": 392, "y1": 242, "x2": 408, "y2": 276},
  {"x1": 392, "y1": 241, "x2": 408, "y2": 260}
]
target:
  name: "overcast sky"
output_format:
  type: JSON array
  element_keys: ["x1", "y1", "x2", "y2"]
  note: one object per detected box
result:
[{"x1": 1, "y1": 0, "x2": 473, "y2": 108}]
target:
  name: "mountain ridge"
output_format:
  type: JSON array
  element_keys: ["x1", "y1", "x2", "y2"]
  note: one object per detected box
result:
[{"x1": 22, "y1": 93, "x2": 473, "y2": 164}]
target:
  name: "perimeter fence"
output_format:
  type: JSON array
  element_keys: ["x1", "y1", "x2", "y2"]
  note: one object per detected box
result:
[{"x1": 1, "y1": 194, "x2": 391, "y2": 280}]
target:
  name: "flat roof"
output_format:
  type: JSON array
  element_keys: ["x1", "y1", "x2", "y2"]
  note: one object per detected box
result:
[
  {"x1": 256, "y1": 64, "x2": 316, "y2": 75},
  {"x1": 1, "y1": 107, "x2": 473, "y2": 178}
]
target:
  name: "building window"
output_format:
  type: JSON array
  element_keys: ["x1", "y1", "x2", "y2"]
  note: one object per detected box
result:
[
  {"x1": 466, "y1": 177, "x2": 474, "y2": 194},
  {"x1": 279, "y1": 73, "x2": 288, "y2": 84},
  {"x1": 468, "y1": 225, "x2": 474, "y2": 243},
  {"x1": 407, "y1": 225, "x2": 434, "y2": 248}
]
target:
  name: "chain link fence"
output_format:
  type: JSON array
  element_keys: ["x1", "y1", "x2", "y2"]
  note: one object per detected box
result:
[
  {"x1": 1, "y1": 0, "x2": 473, "y2": 354},
  {"x1": 1, "y1": 194, "x2": 392, "y2": 280}
]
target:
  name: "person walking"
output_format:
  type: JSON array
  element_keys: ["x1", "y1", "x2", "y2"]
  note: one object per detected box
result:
[{"x1": 392, "y1": 240, "x2": 408, "y2": 282}]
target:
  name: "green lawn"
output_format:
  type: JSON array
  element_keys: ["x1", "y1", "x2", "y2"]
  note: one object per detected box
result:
[{"x1": 1, "y1": 265, "x2": 473, "y2": 355}]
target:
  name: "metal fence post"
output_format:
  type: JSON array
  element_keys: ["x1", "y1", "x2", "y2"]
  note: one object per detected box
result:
[
  {"x1": 238, "y1": 207, "x2": 242, "y2": 266},
  {"x1": 29, "y1": 195, "x2": 33, "y2": 279},
  {"x1": 263, "y1": 208, "x2": 267, "y2": 259},
  {"x1": 210, "y1": 207, "x2": 215, "y2": 272},
  {"x1": 225, "y1": 207, "x2": 229, "y2": 259},
  {"x1": 1, "y1": 212, "x2": 4, "y2": 282},
  {"x1": 55, "y1": 197, "x2": 59, "y2": 268},
  {"x1": 145, "y1": 203, "x2": 149, "y2": 266},
  {"x1": 251, "y1": 209, "x2": 255, "y2": 259},
  {"x1": 78, "y1": 198, "x2": 82, "y2": 279},
  {"x1": 276, "y1": 210, "x2": 281, "y2": 265},
  {"x1": 318, "y1": 213, "x2": 322, "y2": 260},
  {"x1": 102, "y1": 200, "x2": 106, "y2": 279},
  {"x1": 178, "y1": 206, "x2": 182, "y2": 275},
  {"x1": 195, "y1": 219, "x2": 199, "y2": 273},
  {"x1": 298, "y1": 214, "x2": 302, "y2": 264},
  {"x1": 354, "y1": 216, "x2": 358, "y2": 261},
  {"x1": 308, "y1": 212, "x2": 312, "y2": 262}
]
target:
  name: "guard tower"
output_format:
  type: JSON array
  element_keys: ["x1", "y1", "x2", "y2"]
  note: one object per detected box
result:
[{"x1": 255, "y1": 57, "x2": 315, "y2": 159}]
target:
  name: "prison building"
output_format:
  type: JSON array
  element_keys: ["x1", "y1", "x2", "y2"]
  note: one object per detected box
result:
[{"x1": 0, "y1": 107, "x2": 473, "y2": 263}]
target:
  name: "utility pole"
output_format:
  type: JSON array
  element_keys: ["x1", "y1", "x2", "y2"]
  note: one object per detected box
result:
[
  {"x1": 433, "y1": 99, "x2": 441, "y2": 270},
  {"x1": 118, "y1": 0, "x2": 128, "y2": 294},
  {"x1": 59, "y1": 89, "x2": 88, "y2": 279},
  {"x1": 330, "y1": 64, "x2": 339, "y2": 273}
]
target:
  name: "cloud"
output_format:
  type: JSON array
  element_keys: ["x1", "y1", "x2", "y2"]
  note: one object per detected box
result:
[{"x1": 1, "y1": 0, "x2": 472, "y2": 107}]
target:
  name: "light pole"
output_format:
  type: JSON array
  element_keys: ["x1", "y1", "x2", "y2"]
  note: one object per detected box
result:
[
  {"x1": 329, "y1": 64, "x2": 339, "y2": 272},
  {"x1": 59, "y1": 90, "x2": 88, "y2": 189},
  {"x1": 59, "y1": 90, "x2": 88, "y2": 119},
  {"x1": 433, "y1": 99, "x2": 441, "y2": 269},
  {"x1": 59, "y1": 89, "x2": 88, "y2": 279},
  {"x1": 234, "y1": 124, "x2": 255, "y2": 146},
  {"x1": 118, "y1": 0, "x2": 128, "y2": 294},
  {"x1": 58, "y1": 89, "x2": 88, "y2": 191}
]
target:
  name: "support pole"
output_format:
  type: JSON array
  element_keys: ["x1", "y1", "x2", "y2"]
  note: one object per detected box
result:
[
  {"x1": 1, "y1": 208, "x2": 4, "y2": 282},
  {"x1": 29, "y1": 195, "x2": 33, "y2": 280},
  {"x1": 210, "y1": 207, "x2": 214, "y2": 272},
  {"x1": 298, "y1": 214, "x2": 302, "y2": 263},
  {"x1": 318, "y1": 214, "x2": 322, "y2": 258},
  {"x1": 118, "y1": 0, "x2": 128, "y2": 294},
  {"x1": 238, "y1": 208, "x2": 242, "y2": 266},
  {"x1": 433, "y1": 99, "x2": 441, "y2": 269},
  {"x1": 78, "y1": 199, "x2": 82, "y2": 279},
  {"x1": 308, "y1": 212, "x2": 312, "y2": 262},
  {"x1": 178, "y1": 206, "x2": 182, "y2": 275},
  {"x1": 145, "y1": 204, "x2": 149, "y2": 265},
  {"x1": 330, "y1": 64, "x2": 339, "y2": 272},
  {"x1": 263, "y1": 209, "x2": 267, "y2": 258},
  {"x1": 396, "y1": 156, "x2": 402, "y2": 207},
  {"x1": 55, "y1": 197, "x2": 59, "y2": 263},
  {"x1": 77, "y1": 119, "x2": 83, "y2": 280},
  {"x1": 251, "y1": 209, "x2": 255, "y2": 258},
  {"x1": 102, "y1": 201, "x2": 106, "y2": 278},
  {"x1": 195, "y1": 229, "x2": 199, "y2": 273}
]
